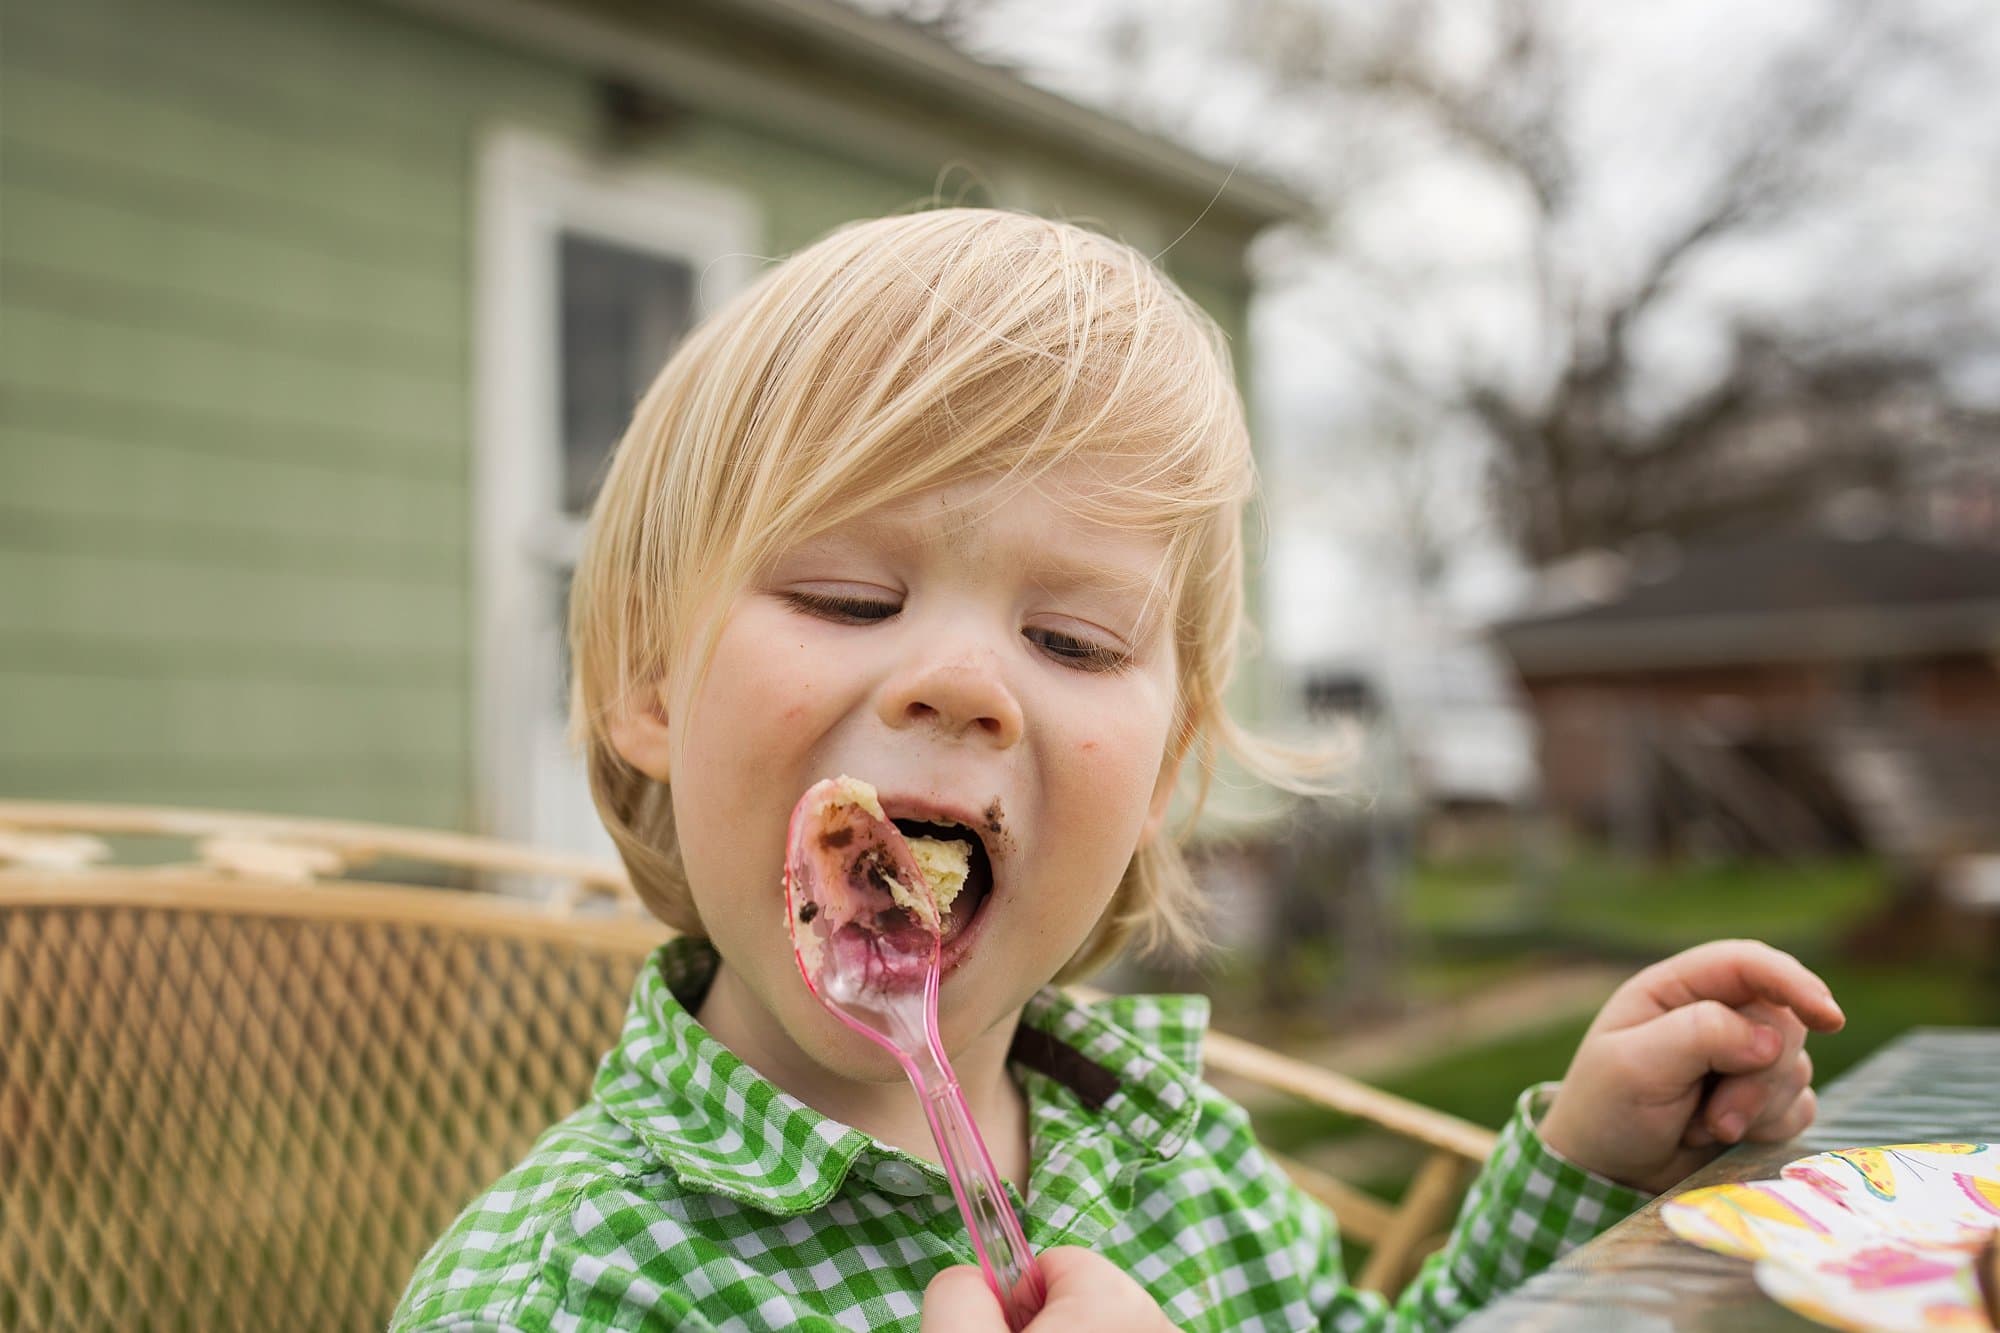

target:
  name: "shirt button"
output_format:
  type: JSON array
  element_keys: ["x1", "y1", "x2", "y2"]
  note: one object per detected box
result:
[{"x1": 870, "y1": 1159, "x2": 930, "y2": 1197}]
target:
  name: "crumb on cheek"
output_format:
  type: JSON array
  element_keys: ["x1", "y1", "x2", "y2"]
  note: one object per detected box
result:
[{"x1": 980, "y1": 797, "x2": 1017, "y2": 856}]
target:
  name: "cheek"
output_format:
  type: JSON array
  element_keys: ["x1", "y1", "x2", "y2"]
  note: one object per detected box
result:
[
  {"x1": 676, "y1": 672, "x2": 789, "y2": 795},
  {"x1": 676, "y1": 627, "x2": 820, "y2": 765},
  {"x1": 1042, "y1": 705, "x2": 1174, "y2": 896},
  {"x1": 667, "y1": 622, "x2": 824, "y2": 889},
  {"x1": 1069, "y1": 734, "x2": 1153, "y2": 794},
  {"x1": 1063, "y1": 692, "x2": 1175, "y2": 799}
]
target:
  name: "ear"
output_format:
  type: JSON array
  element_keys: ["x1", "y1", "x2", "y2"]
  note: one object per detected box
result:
[
  {"x1": 606, "y1": 683, "x2": 674, "y2": 783},
  {"x1": 1139, "y1": 735, "x2": 1190, "y2": 845}
]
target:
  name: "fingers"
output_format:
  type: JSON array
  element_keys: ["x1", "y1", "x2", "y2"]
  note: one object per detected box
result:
[
  {"x1": 1686, "y1": 1083, "x2": 1820, "y2": 1148},
  {"x1": 1697, "y1": 1000, "x2": 1811, "y2": 1141},
  {"x1": 1034, "y1": 1246, "x2": 1098, "y2": 1280},
  {"x1": 1676, "y1": 996, "x2": 1814, "y2": 1149},
  {"x1": 1746, "y1": 1085, "x2": 1818, "y2": 1142},
  {"x1": 925, "y1": 1248, "x2": 1167, "y2": 1333},
  {"x1": 1704, "y1": 1047, "x2": 1815, "y2": 1141},
  {"x1": 1709, "y1": 1074, "x2": 1775, "y2": 1143},
  {"x1": 922, "y1": 1265, "x2": 1010, "y2": 1333},
  {"x1": 1021, "y1": 1247, "x2": 1178, "y2": 1330},
  {"x1": 1634, "y1": 999, "x2": 1790, "y2": 1089},
  {"x1": 1608, "y1": 941, "x2": 1845, "y2": 1034}
]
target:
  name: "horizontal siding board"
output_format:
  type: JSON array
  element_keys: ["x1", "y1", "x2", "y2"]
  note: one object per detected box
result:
[
  {"x1": 4, "y1": 631, "x2": 459, "y2": 686},
  {"x1": 5, "y1": 0, "x2": 567, "y2": 152},
  {"x1": 1, "y1": 671, "x2": 463, "y2": 763},
  {"x1": 2, "y1": 261, "x2": 457, "y2": 384},
  {"x1": 2, "y1": 385, "x2": 462, "y2": 481},
  {"x1": 3, "y1": 424, "x2": 464, "y2": 557},
  {"x1": 0, "y1": 507, "x2": 461, "y2": 584},
  {"x1": 2, "y1": 184, "x2": 461, "y2": 363},
  {"x1": 3, "y1": 1, "x2": 479, "y2": 175},
  {"x1": 1, "y1": 65, "x2": 463, "y2": 254},
  {"x1": 2, "y1": 758, "x2": 465, "y2": 792},
  {"x1": 1, "y1": 305, "x2": 464, "y2": 449},
  {"x1": 0, "y1": 763, "x2": 469, "y2": 828},
  {"x1": 0, "y1": 550, "x2": 465, "y2": 656},
  {"x1": 0, "y1": 140, "x2": 458, "y2": 272}
]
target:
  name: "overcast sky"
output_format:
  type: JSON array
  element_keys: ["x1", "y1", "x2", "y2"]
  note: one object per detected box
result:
[{"x1": 864, "y1": 0, "x2": 2000, "y2": 667}]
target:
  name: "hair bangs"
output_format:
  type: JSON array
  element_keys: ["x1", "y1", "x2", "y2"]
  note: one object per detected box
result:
[{"x1": 722, "y1": 212, "x2": 1249, "y2": 571}]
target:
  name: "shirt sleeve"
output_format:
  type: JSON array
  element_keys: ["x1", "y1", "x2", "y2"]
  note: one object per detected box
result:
[{"x1": 1302, "y1": 1082, "x2": 1653, "y2": 1331}]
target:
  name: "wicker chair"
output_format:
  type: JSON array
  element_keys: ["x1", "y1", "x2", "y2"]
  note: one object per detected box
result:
[{"x1": 0, "y1": 801, "x2": 1497, "y2": 1331}]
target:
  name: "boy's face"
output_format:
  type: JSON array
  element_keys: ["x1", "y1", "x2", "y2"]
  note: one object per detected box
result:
[{"x1": 643, "y1": 458, "x2": 1181, "y2": 1080}]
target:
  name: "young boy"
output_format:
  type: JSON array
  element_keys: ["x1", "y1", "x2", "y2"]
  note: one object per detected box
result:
[{"x1": 394, "y1": 209, "x2": 1840, "y2": 1331}]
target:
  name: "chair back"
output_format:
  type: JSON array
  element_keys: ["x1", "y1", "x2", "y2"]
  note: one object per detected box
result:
[
  {"x1": 0, "y1": 802, "x2": 1494, "y2": 1328},
  {"x1": 0, "y1": 802, "x2": 663, "y2": 1330}
]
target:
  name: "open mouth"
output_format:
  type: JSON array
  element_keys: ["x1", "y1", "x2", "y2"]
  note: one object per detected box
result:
[
  {"x1": 887, "y1": 817, "x2": 994, "y2": 947},
  {"x1": 784, "y1": 776, "x2": 1004, "y2": 994}
]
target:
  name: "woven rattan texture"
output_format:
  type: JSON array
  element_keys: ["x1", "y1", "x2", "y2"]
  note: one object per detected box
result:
[{"x1": 0, "y1": 903, "x2": 645, "y2": 1332}]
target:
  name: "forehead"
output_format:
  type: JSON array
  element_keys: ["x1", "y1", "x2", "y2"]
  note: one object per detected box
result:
[{"x1": 812, "y1": 462, "x2": 1174, "y2": 591}]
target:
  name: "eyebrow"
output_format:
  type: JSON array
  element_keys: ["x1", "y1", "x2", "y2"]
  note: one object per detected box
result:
[
  {"x1": 1025, "y1": 555, "x2": 1165, "y2": 600},
  {"x1": 836, "y1": 506, "x2": 1170, "y2": 611}
]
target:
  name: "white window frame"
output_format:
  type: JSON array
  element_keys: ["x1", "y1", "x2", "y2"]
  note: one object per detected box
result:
[{"x1": 473, "y1": 128, "x2": 759, "y2": 863}]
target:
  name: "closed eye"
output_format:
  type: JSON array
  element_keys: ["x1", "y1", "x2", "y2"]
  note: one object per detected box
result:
[
  {"x1": 782, "y1": 591, "x2": 900, "y2": 623},
  {"x1": 1026, "y1": 627, "x2": 1131, "y2": 673},
  {"x1": 784, "y1": 590, "x2": 1131, "y2": 671}
]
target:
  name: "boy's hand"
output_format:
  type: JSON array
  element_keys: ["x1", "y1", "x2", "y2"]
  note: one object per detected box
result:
[
  {"x1": 1537, "y1": 940, "x2": 1845, "y2": 1196},
  {"x1": 922, "y1": 1247, "x2": 1180, "y2": 1332}
]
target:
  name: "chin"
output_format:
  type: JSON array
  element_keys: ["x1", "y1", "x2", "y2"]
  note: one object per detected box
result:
[
  {"x1": 938, "y1": 957, "x2": 1054, "y2": 1050},
  {"x1": 785, "y1": 996, "x2": 922, "y2": 1084},
  {"x1": 784, "y1": 965, "x2": 1023, "y2": 1083}
]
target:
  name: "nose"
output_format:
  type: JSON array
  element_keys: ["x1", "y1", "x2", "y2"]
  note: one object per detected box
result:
[{"x1": 877, "y1": 649, "x2": 1024, "y2": 748}]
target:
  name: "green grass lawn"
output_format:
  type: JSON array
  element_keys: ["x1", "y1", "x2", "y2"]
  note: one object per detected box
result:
[
  {"x1": 1406, "y1": 853, "x2": 1992, "y2": 1089},
  {"x1": 1251, "y1": 952, "x2": 1992, "y2": 1140},
  {"x1": 1244, "y1": 851, "x2": 1995, "y2": 1184},
  {"x1": 1405, "y1": 852, "x2": 1887, "y2": 955}
]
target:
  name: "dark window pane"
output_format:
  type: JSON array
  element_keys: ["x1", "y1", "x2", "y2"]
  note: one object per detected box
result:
[{"x1": 559, "y1": 233, "x2": 694, "y2": 514}]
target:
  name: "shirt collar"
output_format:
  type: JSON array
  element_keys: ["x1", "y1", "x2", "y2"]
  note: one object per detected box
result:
[{"x1": 593, "y1": 937, "x2": 1205, "y2": 1216}]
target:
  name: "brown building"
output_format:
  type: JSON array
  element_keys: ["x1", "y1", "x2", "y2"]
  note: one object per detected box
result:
[{"x1": 1491, "y1": 530, "x2": 2000, "y2": 863}]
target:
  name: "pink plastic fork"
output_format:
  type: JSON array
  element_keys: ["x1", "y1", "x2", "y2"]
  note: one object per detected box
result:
[{"x1": 784, "y1": 780, "x2": 1047, "y2": 1330}]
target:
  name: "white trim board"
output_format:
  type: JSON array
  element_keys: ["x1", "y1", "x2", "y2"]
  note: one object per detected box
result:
[{"x1": 472, "y1": 128, "x2": 760, "y2": 869}]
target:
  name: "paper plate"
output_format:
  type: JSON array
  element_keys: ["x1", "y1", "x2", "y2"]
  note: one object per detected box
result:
[{"x1": 1663, "y1": 1143, "x2": 1999, "y2": 1332}]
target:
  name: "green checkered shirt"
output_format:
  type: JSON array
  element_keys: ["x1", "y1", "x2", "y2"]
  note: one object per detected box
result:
[{"x1": 394, "y1": 939, "x2": 1646, "y2": 1330}]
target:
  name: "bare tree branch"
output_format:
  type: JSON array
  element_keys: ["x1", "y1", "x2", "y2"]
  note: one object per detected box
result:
[{"x1": 864, "y1": 0, "x2": 2000, "y2": 567}]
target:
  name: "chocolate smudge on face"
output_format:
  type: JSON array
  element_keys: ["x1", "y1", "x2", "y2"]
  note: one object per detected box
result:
[
  {"x1": 798, "y1": 901, "x2": 819, "y2": 924},
  {"x1": 819, "y1": 826, "x2": 855, "y2": 849},
  {"x1": 980, "y1": 797, "x2": 1015, "y2": 856}
]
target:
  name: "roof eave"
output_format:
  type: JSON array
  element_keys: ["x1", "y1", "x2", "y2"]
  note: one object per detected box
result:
[
  {"x1": 724, "y1": 0, "x2": 1314, "y2": 225},
  {"x1": 1493, "y1": 601, "x2": 2000, "y2": 677},
  {"x1": 381, "y1": 0, "x2": 1314, "y2": 230}
]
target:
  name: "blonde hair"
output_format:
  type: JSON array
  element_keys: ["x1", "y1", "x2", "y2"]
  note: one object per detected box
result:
[{"x1": 569, "y1": 207, "x2": 1316, "y2": 981}]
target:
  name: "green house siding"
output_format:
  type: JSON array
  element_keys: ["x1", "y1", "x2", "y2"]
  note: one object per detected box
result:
[
  {"x1": 2, "y1": 0, "x2": 469, "y2": 823},
  {"x1": 0, "y1": 0, "x2": 1264, "y2": 830}
]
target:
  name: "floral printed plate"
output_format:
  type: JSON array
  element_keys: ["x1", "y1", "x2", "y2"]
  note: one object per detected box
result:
[{"x1": 1663, "y1": 1143, "x2": 2000, "y2": 1332}]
